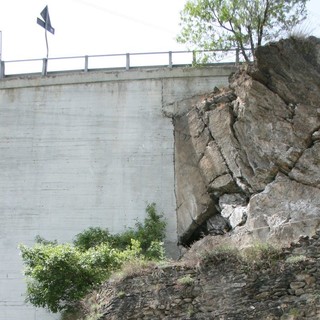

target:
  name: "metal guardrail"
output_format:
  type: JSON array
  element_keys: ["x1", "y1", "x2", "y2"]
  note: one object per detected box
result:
[{"x1": 0, "y1": 49, "x2": 240, "y2": 79}]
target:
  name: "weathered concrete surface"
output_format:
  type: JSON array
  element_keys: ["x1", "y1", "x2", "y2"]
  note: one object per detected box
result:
[{"x1": 0, "y1": 65, "x2": 233, "y2": 320}]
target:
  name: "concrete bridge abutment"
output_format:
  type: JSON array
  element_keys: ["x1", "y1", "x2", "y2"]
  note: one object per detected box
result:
[{"x1": 0, "y1": 65, "x2": 234, "y2": 319}]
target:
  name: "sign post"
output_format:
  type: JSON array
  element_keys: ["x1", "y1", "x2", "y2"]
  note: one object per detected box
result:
[{"x1": 37, "y1": 6, "x2": 55, "y2": 75}]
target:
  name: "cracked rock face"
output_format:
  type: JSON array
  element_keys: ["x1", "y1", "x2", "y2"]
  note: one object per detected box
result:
[{"x1": 173, "y1": 37, "x2": 320, "y2": 246}]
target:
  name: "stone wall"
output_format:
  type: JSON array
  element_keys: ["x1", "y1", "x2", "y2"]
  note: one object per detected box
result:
[{"x1": 86, "y1": 230, "x2": 320, "y2": 319}]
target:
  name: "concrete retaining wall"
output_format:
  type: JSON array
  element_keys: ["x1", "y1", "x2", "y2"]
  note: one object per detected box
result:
[{"x1": 0, "y1": 65, "x2": 233, "y2": 320}]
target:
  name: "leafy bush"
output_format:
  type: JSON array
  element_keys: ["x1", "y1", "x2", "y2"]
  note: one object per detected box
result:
[
  {"x1": 34, "y1": 235, "x2": 58, "y2": 245},
  {"x1": 145, "y1": 240, "x2": 165, "y2": 261},
  {"x1": 73, "y1": 202, "x2": 167, "y2": 258},
  {"x1": 73, "y1": 227, "x2": 114, "y2": 251},
  {"x1": 134, "y1": 203, "x2": 167, "y2": 254},
  {"x1": 19, "y1": 203, "x2": 167, "y2": 313},
  {"x1": 20, "y1": 243, "x2": 121, "y2": 312}
]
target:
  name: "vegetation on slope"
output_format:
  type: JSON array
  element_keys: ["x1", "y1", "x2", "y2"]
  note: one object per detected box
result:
[{"x1": 19, "y1": 203, "x2": 166, "y2": 314}]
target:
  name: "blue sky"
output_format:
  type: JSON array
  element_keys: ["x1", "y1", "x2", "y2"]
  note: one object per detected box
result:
[{"x1": 0, "y1": 0, "x2": 320, "y2": 61}]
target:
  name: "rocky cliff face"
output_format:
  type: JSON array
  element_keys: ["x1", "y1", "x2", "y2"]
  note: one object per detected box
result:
[{"x1": 174, "y1": 36, "x2": 320, "y2": 246}]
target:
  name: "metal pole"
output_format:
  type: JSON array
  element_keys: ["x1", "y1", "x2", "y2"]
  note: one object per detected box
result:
[
  {"x1": 126, "y1": 53, "x2": 130, "y2": 70},
  {"x1": 42, "y1": 58, "x2": 48, "y2": 76},
  {"x1": 84, "y1": 55, "x2": 89, "y2": 72},
  {"x1": 45, "y1": 9, "x2": 49, "y2": 59},
  {"x1": 168, "y1": 51, "x2": 172, "y2": 68},
  {"x1": 0, "y1": 61, "x2": 4, "y2": 79},
  {"x1": 192, "y1": 51, "x2": 196, "y2": 65}
]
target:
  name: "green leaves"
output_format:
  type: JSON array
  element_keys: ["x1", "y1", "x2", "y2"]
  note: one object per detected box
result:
[
  {"x1": 73, "y1": 202, "x2": 166, "y2": 258},
  {"x1": 73, "y1": 227, "x2": 114, "y2": 251},
  {"x1": 177, "y1": 0, "x2": 310, "y2": 62},
  {"x1": 19, "y1": 203, "x2": 167, "y2": 313},
  {"x1": 20, "y1": 243, "x2": 94, "y2": 312}
]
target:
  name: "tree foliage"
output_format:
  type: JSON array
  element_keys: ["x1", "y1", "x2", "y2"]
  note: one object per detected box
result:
[
  {"x1": 19, "y1": 203, "x2": 166, "y2": 313},
  {"x1": 20, "y1": 243, "x2": 124, "y2": 313},
  {"x1": 177, "y1": 0, "x2": 309, "y2": 62},
  {"x1": 73, "y1": 203, "x2": 167, "y2": 259}
]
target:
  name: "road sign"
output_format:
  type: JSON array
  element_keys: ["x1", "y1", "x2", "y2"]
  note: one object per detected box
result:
[{"x1": 37, "y1": 6, "x2": 55, "y2": 35}]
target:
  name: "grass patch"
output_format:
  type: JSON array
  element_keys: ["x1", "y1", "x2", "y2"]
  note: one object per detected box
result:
[
  {"x1": 182, "y1": 237, "x2": 284, "y2": 272},
  {"x1": 110, "y1": 258, "x2": 157, "y2": 282},
  {"x1": 241, "y1": 243, "x2": 283, "y2": 270},
  {"x1": 177, "y1": 274, "x2": 194, "y2": 286},
  {"x1": 285, "y1": 255, "x2": 307, "y2": 264}
]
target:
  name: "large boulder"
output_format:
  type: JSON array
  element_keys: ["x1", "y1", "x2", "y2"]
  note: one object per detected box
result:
[
  {"x1": 247, "y1": 173, "x2": 320, "y2": 245},
  {"x1": 173, "y1": 37, "x2": 320, "y2": 246}
]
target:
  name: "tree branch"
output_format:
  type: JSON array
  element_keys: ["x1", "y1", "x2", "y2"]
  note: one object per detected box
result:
[
  {"x1": 229, "y1": 21, "x2": 250, "y2": 63},
  {"x1": 208, "y1": 3, "x2": 234, "y2": 33},
  {"x1": 258, "y1": 0, "x2": 270, "y2": 46},
  {"x1": 247, "y1": 24, "x2": 255, "y2": 57}
]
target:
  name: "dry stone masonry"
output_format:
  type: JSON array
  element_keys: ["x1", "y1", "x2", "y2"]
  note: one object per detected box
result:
[
  {"x1": 84, "y1": 231, "x2": 320, "y2": 319},
  {"x1": 172, "y1": 36, "x2": 320, "y2": 246}
]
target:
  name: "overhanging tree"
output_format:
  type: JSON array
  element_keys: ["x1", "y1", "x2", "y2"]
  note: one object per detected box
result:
[{"x1": 177, "y1": 0, "x2": 309, "y2": 62}]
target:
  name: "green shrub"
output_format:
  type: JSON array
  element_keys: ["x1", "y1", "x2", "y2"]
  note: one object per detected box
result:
[
  {"x1": 19, "y1": 243, "x2": 117, "y2": 312},
  {"x1": 19, "y1": 239, "x2": 144, "y2": 313},
  {"x1": 73, "y1": 227, "x2": 113, "y2": 251},
  {"x1": 34, "y1": 235, "x2": 58, "y2": 245},
  {"x1": 19, "y1": 203, "x2": 167, "y2": 313},
  {"x1": 73, "y1": 202, "x2": 166, "y2": 258},
  {"x1": 145, "y1": 241, "x2": 165, "y2": 261},
  {"x1": 108, "y1": 229, "x2": 137, "y2": 251},
  {"x1": 135, "y1": 203, "x2": 167, "y2": 254}
]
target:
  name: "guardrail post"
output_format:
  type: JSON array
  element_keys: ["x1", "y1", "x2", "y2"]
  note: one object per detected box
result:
[
  {"x1": 192, "y1": 51, "x2": 196, "y2": 65},
  {"x1": 235, "y1": 48, "x2": 240, "y2": 65},
  {"x1": 42, "y1": 58, "x2": 48, "y2": 76},
  {"x1": 0, "y1": 61, "x2": 4, "y2": 79},
  {"x1": 84, "y1": 55, "x2": 89, "y2": 72},
  {"x1": 126, "y1": 53, "x2": 130, "y2": 70},
  {"x1": 168, "y1": 51, "x2": 173, "y2": 68}
]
